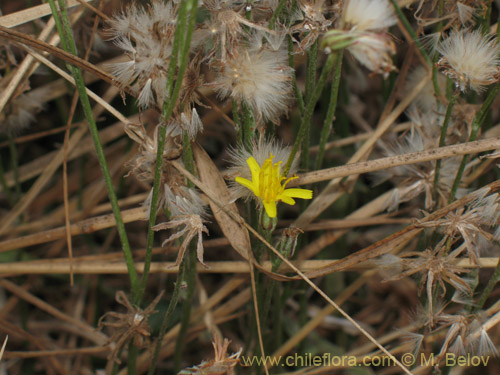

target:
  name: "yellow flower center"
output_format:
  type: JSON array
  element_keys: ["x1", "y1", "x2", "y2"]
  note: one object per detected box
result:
[
  {"x1": 258, "y1": 156, "x2": 293, "y2": 203},
  {"x1": 235, "y1": 153, "x2": 313, "y2": 218}
]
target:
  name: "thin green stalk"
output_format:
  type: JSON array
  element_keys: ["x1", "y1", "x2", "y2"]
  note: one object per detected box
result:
[
  {"x1": 431, "y1": 63, "x2": 442, "y2": 100},
  {"x1": 436, "y1": 0, "x2": 444, "y2": 31},
  {"x1": 48, "y1": 0, "x2": 139, "y2": 290},
  {"x1": 147, "y1": 259, "x2": 187, "y2": 375},
  {"x1": 481, "y1": 1, "x2": 493, "y2": 35},
  {"x1": 431, "y1": 7, "x2": 443, "y2": 101},
  {"x1": 182, "y1": 133, "x2": 196, "y2": 185},
  {"x1": 137, "y1": 0, "x2": 198, "y2": 305},
  {"x1": 314, "y1": 50, "x2": 343, "y2": 170},
  {"x1": 241, "y1": 100, "x2": 256, "y2": 152},
  {"x1": 288, "y1": 36, "x2": 305, "y2": 115},
  {"x1": 126, "y1": 342, "x2": 138, "y2": 375},
  {"x1": 284, "y1": 53, "x2": 335, "y2": 176},
  {"x1": 305, "y1": 40, "x2": 318, "y2": 101},
  {"x1": 172, "y1": 126, "x2": 198, "y2": 373},
  {"x1": 389, "y1": 0, "x2": 431, "y2": 66},
  {"x1": 232, "y1": 99, "x2": 243, "y2": 146},
  {"x1": 449, "y1": 82, "x2": 500, "y2": 202},
  {"x1": 137, "y1": 1, "x2": 189, "y2": 303},
  {"x1": 268, "y1": 0, "x2": 287, "y2": 29},
  {"x1": 474, "y1": 256, "x2": 500, "y2": 313},
  {"x1": 433, "y1": 92, "x2": 458, "y2": 193},
  {"x1": 301, "y1": 40, "x2": 319, "y2": 170},
  {"x1": 173, "y1": 245, "x2": 197, "y2": 372}
]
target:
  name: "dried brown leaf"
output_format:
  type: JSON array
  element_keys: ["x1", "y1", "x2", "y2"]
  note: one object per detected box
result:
[{"x1": 192, "y1": 142, "x2": 251, "y2": 262}]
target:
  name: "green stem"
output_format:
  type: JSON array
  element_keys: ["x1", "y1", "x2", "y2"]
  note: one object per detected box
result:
[
  {"x1": 305, "y1": 39, "x2": 318, "y2": 101},
  {"x1": 481, "y1": 1, "x2": 493, "y2": 35},
  {"x1": 173, "y1": 245, "x2": 197, "y2": 372},
  {"x1": 389, "y1": 0, "x2": 431, "y2": 66},
  {"x1": 268, "y1": 0, "x2": 287, "y2": 29},
  {"x1": 432, "y1": 61, "x2": 442, "y2": 99},
  {"x1": 232, "y1": 99, "x2": 242, "y2": 146},
  {"x1": 474, "y1": 256, "x2": 500, "y2": 312},
  {"x1": 433, "y1": 93, "x2": 458, "y2": 194},
  {"x1": 436, "y1": 0, "x2": 444, "y2": 33},
  {"x1": 314, "y1": 50, "x2": 343, "y2": 170},
  {"x1": 127, "y1": 342, "x2": 138, "y2": 375},
  {"x1": 449, "y1": 82, "x2": 500, "y2": 202},
  {"x1": 284, "y1": 53, "x2": 335, "y2": 176},
  {"x1": 301, "y1": 40, "x2": 319, "y2": 170},
  {"x1": 182, "y1": 133, "x2": 196, "y2": 185},
  {"x1": 147, "y1": 259, "x2": 187, "y2": 375},
  {"x1": 137, "y1": 0, "x2": 198, "y2": 305},
  {"x1": 48, "y1": 0, "x2": 139, "y2": 290},
  {"x1": 288, "y1": 36, "x2": 305, "y2": 115},
  {"x1": 241, "y1": 100, "x2": 256, "y2": 152}
]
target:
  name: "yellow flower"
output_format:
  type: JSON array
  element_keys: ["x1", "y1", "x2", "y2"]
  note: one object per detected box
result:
[{"x1": 235, "y1": 154, "x2": 313, "y2": 218}]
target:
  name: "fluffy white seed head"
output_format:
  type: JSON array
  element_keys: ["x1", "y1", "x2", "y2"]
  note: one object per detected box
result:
[
  {"x1": 214, "y1": 41, "x2": 293, "y2": 123},
  {"x1": 437, "y1": 30, "x2": 500, "y2": 93},
  {"x1": 107, "y1": 0, "x2": 177, "y2": 108},
  {"x1": 346, "y1": 32, "x2": 396, "y2": 77},
  {"x1": 343, "y1": 0, "x2": 397, "y2": 31},
  {"x1": 166, "y1": 108, "x2": 204, "y2": 140},
  {"x1": 164, "y1": 185, "x2": 207, "y2": 218}
]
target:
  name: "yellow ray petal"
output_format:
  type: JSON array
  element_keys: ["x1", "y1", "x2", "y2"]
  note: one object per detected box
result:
[
  {"x1": 235, "y1": 176, "x2": 259, "y2": 196},
  {"x1": 281, "y1": 188, "x2": 313, "y2": 200},
  {"x1": 246, "y1": 157, "x2": 261, "y2": 187},
  {"x1": 279, "y1": 196, "x2": 296, "y2": 205},
  {"x1": 263, "y1": 200, "x2": 277, "y2": 218}
]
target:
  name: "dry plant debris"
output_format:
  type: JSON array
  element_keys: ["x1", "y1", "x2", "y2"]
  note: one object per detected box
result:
[{"x1": 2, "y1": 0, "x2": 500, "y2": 374}]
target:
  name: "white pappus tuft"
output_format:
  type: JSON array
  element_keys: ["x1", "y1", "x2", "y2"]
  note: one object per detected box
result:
[
  {"x1": 213, "y1": 38, "x2": 293, "y2": 124},
  {"x1": 437, "y1": 30, "x2": 500, "y2": 93},
  {"x1": 153, "y1": 186, "x2": 209, "y2": 267},
  {"x1": 107, "y1": 0, "x2": 177, "y2": 108},
  {"x1": 343, "y1": 0, "x2": 397, "y2": 31},
  {"x1": 166, "y1": 108, "x2": 204, "y2": 140}
]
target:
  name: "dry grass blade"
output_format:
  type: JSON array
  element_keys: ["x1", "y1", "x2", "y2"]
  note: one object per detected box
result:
[
  {"x1": 291, "y1": 137, "x2": 500, "y2": 186},
  {"x1": 0, "y1": 25, "x2": 135, "y2": 97},
  {"x1": 0, "y1": 18, "x2": 57, "y2": 116},
  {"x1": 0, "y1": 335, "x2": 7, "y2": 363},
  {"x1": 0, "y1": 206, "x2": 147, "y2": 252},
  {"x1": 0, "y1": 257, "x2": 493, "y2": 276},
  {"x1": 0, "y1": 0, "x2": 92, "y2": 27}
]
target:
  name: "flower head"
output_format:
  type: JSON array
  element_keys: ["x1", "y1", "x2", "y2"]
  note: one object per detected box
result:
[
  {"x1": 343, "y1": 0, "x2": 397, "y2": 32},
  {"x1": 437, "y1": 30, "x2": 500, "y2": 93},
  {"x1": 213, "y1": 37, "x2": 293, "y2": 123},
  {"x1": 235, "y1": 154, "x2": 312, "y2": 218},
  {"x1": 322, "y1": 0, "x2": 397, "y2": 76}
]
